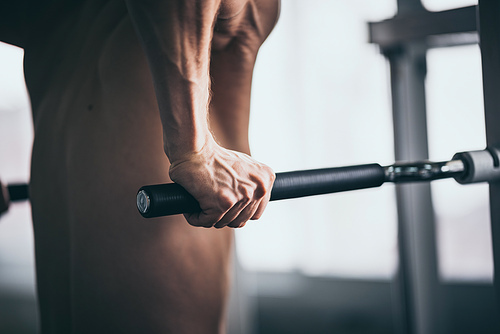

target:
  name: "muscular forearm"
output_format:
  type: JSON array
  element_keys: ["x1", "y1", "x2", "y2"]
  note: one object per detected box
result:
[
  {"x1": 126, "y1": 0, "x2": 277, "y2": 228},
  {"x1": 125, "y1": 0, "x2": 221, "y2": 162}
]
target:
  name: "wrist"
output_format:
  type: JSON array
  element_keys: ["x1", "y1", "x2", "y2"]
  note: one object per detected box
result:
[{"x1": 164, "y1": 130, "x2": 215, "y2": 164}]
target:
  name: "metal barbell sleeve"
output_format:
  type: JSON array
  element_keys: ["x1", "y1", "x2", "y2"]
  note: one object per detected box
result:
[{"x1": 452, "y1": 147, "x2": 500, "y2": 184}]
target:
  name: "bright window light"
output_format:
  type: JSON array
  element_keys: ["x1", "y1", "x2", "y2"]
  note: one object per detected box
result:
[
  {"x1": 426, "y1": 45, "x2": 493, "y2": 282},
  {"x1": 422, "y1": 0, "x2": 477, "y2": 12},
  {"x1": 240, "y1": 0, "x2": 398, "y2": 279}
]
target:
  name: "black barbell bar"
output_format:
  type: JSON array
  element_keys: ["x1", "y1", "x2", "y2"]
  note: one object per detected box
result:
[
  {"x1": 138, "y1": 150, "x2": 497, "y2": 218},
  {"x1": 2, "y1": 149, "x2": 499, "y2": 219},
  {"x1": 137, "y1": 147, "x2": 500, "y2": 218}
]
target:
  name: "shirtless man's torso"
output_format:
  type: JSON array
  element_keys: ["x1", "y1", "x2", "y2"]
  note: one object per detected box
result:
[{"x1": 0, "y1": 0, "x2": 279, "y2": 332}]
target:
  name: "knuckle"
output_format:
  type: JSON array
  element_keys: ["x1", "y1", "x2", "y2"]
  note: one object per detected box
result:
[
  {"x1": 219, "y1": 194, "x2": 235, "y2": 212},
  {"x1": 253, "y1": 185, "x2": 266, "y2": 199},
  {"x1": 254, "y1": 178, "x2": 269, "y2": 199},
  {"x1": 239, "y1": 186, "x2": 253, "y2": 202},
  {"x1": 265, "y1": 167, "x2": 276, "y2": 184},
  {"x1": 255, "y1": 167, "x2": 275, "y2": 192}
]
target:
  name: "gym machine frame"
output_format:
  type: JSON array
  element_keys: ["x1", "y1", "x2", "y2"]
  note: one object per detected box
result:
[{"x1": 369, "y1": 1, "x2": 500, "y2": 334}]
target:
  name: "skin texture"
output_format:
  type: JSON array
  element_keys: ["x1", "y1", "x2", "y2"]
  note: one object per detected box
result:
[{"x1": 0, "y1": 0, "x2": 280, "y2": 333}]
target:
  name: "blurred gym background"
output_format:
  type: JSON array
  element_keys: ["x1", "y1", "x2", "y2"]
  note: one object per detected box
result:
[{"x1": 1, "y1": 0, "x2": 498, "y2": 333}]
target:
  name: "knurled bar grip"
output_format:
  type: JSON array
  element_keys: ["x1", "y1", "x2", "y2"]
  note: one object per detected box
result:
[{"x1": 137, "y1": 164, "x2": 386, "y2": 218}]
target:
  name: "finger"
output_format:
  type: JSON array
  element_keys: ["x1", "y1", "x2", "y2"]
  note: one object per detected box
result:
[
  {"x1": 214, "y1": 184, "x2": 254, "y2": 228},
  {"x1": 214, "y1": 199, "x2": 248, "y2": 229},
  {"x1": 184, "y1": 210, "x2": 224, "y2": 228},
  {"x1": 183, "y1": 212, "x2": 207, "y2": 228},
  {"x1": 184, "y1": 192, "x2": 237, "y2": 227},
  {"x1": 227, "y1": 199, "x2": 261, "y2": 228},
  {"x1": 251, "y1": 168, "x2": 275, "y2": 220},
  {"x1": 251, "y1": 189, "x2": 271, "y2": 220}
]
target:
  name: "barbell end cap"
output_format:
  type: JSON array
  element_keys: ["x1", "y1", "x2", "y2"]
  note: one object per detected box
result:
[{"x1": 137, "y1": 190, "x2": 150, "y2": 215}]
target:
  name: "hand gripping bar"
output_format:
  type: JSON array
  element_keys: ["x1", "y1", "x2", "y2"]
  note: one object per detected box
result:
[
  {"x1": 137, "y1": 164, "x2": 387, "y2": 218},
  {"x1": 137, "y1": 154, "x2": 489, "y2": 218}
]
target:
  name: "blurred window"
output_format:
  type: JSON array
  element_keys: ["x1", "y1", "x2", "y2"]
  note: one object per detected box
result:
[
  {"x1": 0, "y1": 42, "x2": 35, "y2": 295},
  {"x1": 426, "y1": 45, "x2": 493, "y2": 282},
  {"x1": 239, "y1": 0, "x2": 398, "y2": 279},
  {"x1": 422, "y1": 0, "x2": 477, "y2": 12}
]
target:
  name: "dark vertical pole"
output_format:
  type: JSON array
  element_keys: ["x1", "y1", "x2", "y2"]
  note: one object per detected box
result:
[
  {"x1": 387, "y1": 41, "x2": 443, "y2": 334},
  {"x1": 478, "y1": 0, "x2": 500, "y2": 309},
  {"x1": 387, "y1": 2, "x2": 445, "y2": 332},
  {"x1": 396, "y1": 0, "x2": 425, "y2": 14}
]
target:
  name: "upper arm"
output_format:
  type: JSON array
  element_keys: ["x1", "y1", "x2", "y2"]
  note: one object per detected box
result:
[{"x1": 125, "y1": 0, "x2": 222, "y2": 80}]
